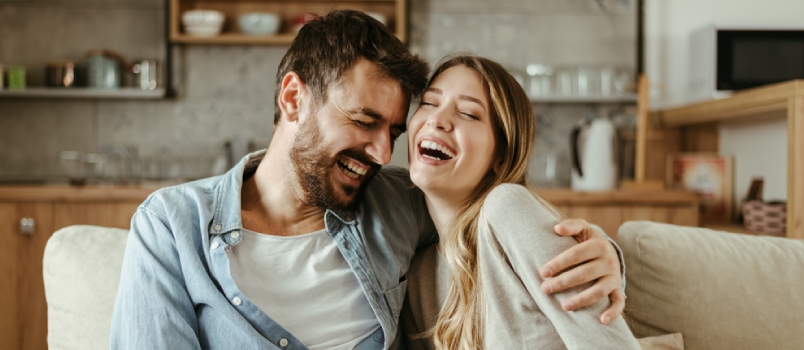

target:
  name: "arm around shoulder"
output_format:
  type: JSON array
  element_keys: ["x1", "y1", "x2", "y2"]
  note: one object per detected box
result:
[{"x1": 110, "y1": 204, "x2": 201, "y2": 349}]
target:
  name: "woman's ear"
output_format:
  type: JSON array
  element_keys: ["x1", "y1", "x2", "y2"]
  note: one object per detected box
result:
[
  {"x1": 278, "y1": 72, "x2": 305, "y2": 123},
  {"x1": 493, "y1": 161, "x2": 502, "y2": 175}
]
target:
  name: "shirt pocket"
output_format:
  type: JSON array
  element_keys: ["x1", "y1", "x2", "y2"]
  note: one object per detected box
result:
[{"x1": 384, "y1": 279, "x2": 408, "y2": 321}]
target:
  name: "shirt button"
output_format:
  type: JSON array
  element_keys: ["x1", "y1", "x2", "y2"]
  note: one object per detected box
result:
[
  {"x1": 213, "y1": 224, "x2": 222, "y2": 232},
  {"x1": 231, "y1": 230, "x2": 240, "y2": 239},
  {"x1": 211, "y1": 242, "x2": 219, "y2": 250},
  {"x1": 232, "y1": 297, "x2": 242, "y2": 306},
  {"x1": 279, "y1": 338, "x2": 288, "y2": 347}
]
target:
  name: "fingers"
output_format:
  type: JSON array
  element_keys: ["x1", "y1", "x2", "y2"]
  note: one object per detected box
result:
[
  {"x1": 553, "y1": 218, "x2": 592, "y2": 237},
  {"x1": 541, "y1": 253, "x2": 609, "y2": 294},
  {"x1": 540, "y1": 237, "x2": 610, "y2": 278},
  {"x1": 558, "y1": 275, "x2": 619, "y2": 312},
  {"x1": 600, "y1": 289, "x2": 625, "y2": 325}
]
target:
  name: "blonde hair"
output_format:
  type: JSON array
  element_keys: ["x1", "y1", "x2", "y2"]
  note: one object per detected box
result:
[{"x1": 429, "y1": 55, "x2": 558, "y2": 350}]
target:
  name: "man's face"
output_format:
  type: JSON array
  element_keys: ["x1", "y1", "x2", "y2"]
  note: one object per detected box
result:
[{"x1": 289, "y1": 59, "x2": 409, "y2": 211}]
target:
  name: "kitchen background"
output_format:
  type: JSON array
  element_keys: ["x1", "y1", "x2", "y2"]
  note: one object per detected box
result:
[{"x1": 0, "y1": 0, "x2": 637, "y2": 186}]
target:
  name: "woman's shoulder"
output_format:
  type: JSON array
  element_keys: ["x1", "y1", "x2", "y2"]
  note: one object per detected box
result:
[{"x1": 482, "y1": 184, "x2": 559, "y2": 223}]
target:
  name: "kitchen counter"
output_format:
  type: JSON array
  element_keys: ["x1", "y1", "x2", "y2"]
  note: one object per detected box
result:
[
  {"x1": 536, "y1": 188, "x2": 700, "y2": 205},
  {"x1": 0, "y1": 184, "x2": 164, "y2": 202}
]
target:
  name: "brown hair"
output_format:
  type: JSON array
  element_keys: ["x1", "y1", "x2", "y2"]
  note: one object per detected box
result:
[
  {"x1": 428, "y1": 55, "x2": 561, "y2": 350},
  {"x1": 273, "y1": 9, "x2": 430, "y2": 124}
]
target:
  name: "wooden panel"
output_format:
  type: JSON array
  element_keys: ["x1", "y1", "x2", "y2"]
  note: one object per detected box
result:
[
  {"x1": 54, "y1": 202, "x2": 140, "y2": 231},
  {"x1": 681, "y1": 124, "x2": 719, "y2": 153},
  {"x1": 621, "y1": 206, "x2": 670, "y2": 223},
  {"x1": 667, "y1": 205, "x2": 700, "y2": 227},
  {"x1": 537, "y1": 188, "x2": 699, "y2": 206},
  {"x1": 788, "y1": 96, "x2": 804, "y2": 239},
  {"x1": 0, "y1": 202, "x2": 53, "y2": 350},
  {"x1": 0, "y1": 185, "x2": 156, "y2": 202},
  {"x1": 565, "y1": 206, "x2": 623, "y2": 240}
]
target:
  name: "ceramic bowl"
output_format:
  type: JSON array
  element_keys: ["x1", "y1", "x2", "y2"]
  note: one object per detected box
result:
[
  {"x1": 182, "y1": 10, "x2": 224, "y2": 36},
  {"x1": 238, "y1": 12, "x2": 280, "y2": 36}
]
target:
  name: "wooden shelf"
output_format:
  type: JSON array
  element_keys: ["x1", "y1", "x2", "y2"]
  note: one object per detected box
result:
[
  {"x1": 0, "y1": 87, "x2": 166, "y2": 99},
  {"x1": 170, "y1": 0, "x2": 407, "y2": 45},
  {"x1": 0, "y1": 185, "x2": 160, "y2": 203},
  {"x1": 652, "y1": 80, "x2": 804, "y2": 127},
  {"x1": 529, "y1": 93, "x2": 637, "y2": 104},
  {"x1": 651, "y1": 79, "x2": 804, "y2": 240}
]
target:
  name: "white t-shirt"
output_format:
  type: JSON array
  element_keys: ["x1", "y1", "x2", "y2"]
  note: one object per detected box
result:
[{"x1": 226, "y1": 228, "x2": 379, "y2": 349}]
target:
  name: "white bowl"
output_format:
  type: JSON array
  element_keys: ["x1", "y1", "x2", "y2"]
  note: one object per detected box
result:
[
  {"x1": 185, "y1": 25, "x2": 222, "y2": 37},
  {"x1": 238, "y1": 12, "x2": 280, "y2": 36},
  {"x1": 182, "y1": 10, "x2": 225, "y2": 31}
]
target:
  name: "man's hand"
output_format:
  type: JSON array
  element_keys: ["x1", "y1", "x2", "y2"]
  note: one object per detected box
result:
[{"x1": 539, "y1": 218, "x2": 624, "y2": 325}]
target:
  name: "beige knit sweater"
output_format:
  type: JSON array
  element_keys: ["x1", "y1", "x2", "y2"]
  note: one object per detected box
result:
[{"x1": 399, "y1": 184, "x2": 640, "y2": 349}]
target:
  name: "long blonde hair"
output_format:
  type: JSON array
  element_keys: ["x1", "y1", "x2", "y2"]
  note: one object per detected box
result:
[{"x1": 428, "y1": 55, "x2": 552, "y2": 350}]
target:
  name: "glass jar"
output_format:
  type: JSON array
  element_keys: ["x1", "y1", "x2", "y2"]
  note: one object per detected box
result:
[{"x1": 86, "y1": 50, "x2": 119, "y2": 88}]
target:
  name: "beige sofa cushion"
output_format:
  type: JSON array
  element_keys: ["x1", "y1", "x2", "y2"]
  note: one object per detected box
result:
[
  {"x1": 43, "y1": 225, "x2": 129, "y2": 350},
  {"x1": 617, "y1": 221, "x2": 804, "y2": 350}
]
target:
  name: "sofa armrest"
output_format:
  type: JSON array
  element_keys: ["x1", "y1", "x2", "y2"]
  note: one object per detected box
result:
[{"x1": 617, "y1": 221, "x2": 804, "y2": 350}]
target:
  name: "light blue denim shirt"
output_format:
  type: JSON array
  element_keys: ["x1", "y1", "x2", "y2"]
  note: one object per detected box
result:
[{"x1": 110, "y1": 151, "x2": 436, "y2": 349}]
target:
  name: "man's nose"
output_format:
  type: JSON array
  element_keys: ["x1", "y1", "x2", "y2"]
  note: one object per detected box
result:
[{"x1": 367, "y1": 131, "x2": 393, "y2": 165}]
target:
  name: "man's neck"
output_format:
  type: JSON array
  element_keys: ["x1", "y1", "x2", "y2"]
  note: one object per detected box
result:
[{"x1": 240, "y1": 148, "x2": 327, "y2": 236}]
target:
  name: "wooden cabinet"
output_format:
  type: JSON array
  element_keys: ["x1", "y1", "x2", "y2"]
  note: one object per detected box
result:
[
  {"x1": 0, "y1": 185, "x2": 155, "y2": 350},
  {"x1": 170, "y1": 0, "x2": 408, "y2": 45},
  {"x1": 539, "y1": 188, "x2": 701, "y2": 240}
]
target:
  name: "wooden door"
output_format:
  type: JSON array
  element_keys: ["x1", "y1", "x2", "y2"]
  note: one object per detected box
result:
[{"x1": 0, "y1": 202, "x2": 54, "y2": 350}]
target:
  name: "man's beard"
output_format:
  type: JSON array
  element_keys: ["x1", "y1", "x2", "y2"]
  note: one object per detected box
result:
[{"x1": 289, "y1": 117, "x2": 379, "y2": 212}]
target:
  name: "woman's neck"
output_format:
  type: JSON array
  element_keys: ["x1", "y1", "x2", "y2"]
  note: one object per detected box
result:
[{"x1": 423, "y1": 192, "x2": 464, "y2": 240}]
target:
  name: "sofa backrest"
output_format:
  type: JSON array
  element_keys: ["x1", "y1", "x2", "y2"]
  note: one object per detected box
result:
[
  {"x1": 617, "y1": 221, "x2": 804, "y2": 350},
  {"x1": 43, "y1": 225, "x2": 129, "y2": 350}
]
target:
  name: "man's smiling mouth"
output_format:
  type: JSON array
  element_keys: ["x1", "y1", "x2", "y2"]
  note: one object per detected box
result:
[{"x1": 338, "y1": 158, "x2": 369, "y2": 179}]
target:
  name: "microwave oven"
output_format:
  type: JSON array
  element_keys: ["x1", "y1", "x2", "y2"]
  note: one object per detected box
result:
[{"x1": 689, "y1": 23, "x2": 804, "y2": 102}]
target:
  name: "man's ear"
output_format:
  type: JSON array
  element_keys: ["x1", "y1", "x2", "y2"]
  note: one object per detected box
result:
[{"x1": 278, "y1": 72, "x2": 305, "y2": 123}]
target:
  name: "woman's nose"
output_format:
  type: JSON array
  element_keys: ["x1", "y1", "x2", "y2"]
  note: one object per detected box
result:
[{"x1": 427, "y1": 108, "x2": 452, "y2": 131}]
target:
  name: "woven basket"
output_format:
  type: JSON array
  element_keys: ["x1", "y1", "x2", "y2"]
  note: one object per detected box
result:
[{"x1": 741, "y1": 200, "x2": 786, "y2": 236}]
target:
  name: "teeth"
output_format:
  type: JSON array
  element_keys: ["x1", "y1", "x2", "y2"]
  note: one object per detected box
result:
[
  {"x1": 420, "y1": 140, "x2": 455, "y2": 158},
  {"x1": 339, "y1": 159, "x2": 367, "y2": 179}
]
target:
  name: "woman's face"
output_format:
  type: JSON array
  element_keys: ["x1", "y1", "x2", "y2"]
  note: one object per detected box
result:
[{"x1": 408, "y1": 65, "x2": 497, "y2": 202}]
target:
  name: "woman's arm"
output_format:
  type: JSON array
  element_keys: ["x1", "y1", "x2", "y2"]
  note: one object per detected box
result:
[{"x1": 478, "y1": 184, "x2": 640, "y2": 349}]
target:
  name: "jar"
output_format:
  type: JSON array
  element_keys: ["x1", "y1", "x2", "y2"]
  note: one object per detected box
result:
[
  {"x1": 526, "y1": 64, "x2": 554, "y2": 98},
  {"x1": 86, "y1": 50, "x2": 119, "y2": 88},
  {"x1": 130, "y1": 59, "x2": 159, "y2": 90},
  {"x1": 46, "y1": 61, "x2": 77, "y2": 87}
]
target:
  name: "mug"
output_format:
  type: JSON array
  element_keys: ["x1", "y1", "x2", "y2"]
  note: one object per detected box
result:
[
  {"x1": 87, "y1": 51, "x2": 120, "y2": 88},
  {"x1": 8, "y1": 66, "x2": 25, "y2": 90}
]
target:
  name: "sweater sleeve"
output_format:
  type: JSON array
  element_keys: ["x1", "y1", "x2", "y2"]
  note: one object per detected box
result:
[{"x1": 478, "y1": 184, "x2": 640, "y2": 350}]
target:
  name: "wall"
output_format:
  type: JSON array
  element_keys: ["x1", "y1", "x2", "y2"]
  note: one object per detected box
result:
[
  {"x1": 645, "y1": 0, "x2": 802, "y2": 201},
  {"x1": 0, "y1": 0, "x2": 636, "y2": 187}
]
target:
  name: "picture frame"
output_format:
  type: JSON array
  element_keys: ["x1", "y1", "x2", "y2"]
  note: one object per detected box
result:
[{"x1": 666, "y1": 153, "x2": 734, "y2": 222}]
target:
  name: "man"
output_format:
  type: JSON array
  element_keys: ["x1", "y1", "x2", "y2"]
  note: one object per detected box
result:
[{"x1": 111, "y1": 10, "x2": 625, "y2": 349}]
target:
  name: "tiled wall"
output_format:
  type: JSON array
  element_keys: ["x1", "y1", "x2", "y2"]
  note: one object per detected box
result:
[{"x1": 0, "y1": 0, "x2": 636, "y2": 187}]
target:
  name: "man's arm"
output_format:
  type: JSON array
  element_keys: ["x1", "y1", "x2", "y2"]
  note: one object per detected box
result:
[
  {"x1": 540, "y1": 218, "x2": 626, "y2": 325},
  {"x1": 110, "y1": 206, "x2": 201, "y2": 349}
]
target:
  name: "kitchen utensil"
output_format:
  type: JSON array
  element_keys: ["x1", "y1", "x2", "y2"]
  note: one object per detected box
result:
[
  {"x1": 46, "y1": 61, "x2": 77, "y2": 87},
  {"x1": 238, "y1": 12, "x2": 280, "y2": 35},
  {"x1": 130, "y1": 59, "x2": 159, "y2": 90},
  {"x1": 182, "y1": 10, "x2": 224, "y2": 36},
  {"x1": 570, "y1": 117, "x2": 618, "y2": 191},
  {"x1": 87, "y1": 50, "x2": 120, "y2": 88},
  {"x1": 8, "y1": 66, "x2": 25, "y2": 90}
]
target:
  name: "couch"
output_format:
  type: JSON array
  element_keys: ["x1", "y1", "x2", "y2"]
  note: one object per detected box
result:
[
  {"x1": 43, "y1": 222, "x2": 804, "y2": 349},
  {"x1": 617, "y1": 221, "x2": 804, "y2": 350}
]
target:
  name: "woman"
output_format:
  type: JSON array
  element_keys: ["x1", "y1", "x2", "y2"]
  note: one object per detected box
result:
[{"x1": 401, "y1": 55, "x2": 641, "y2": 349}]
